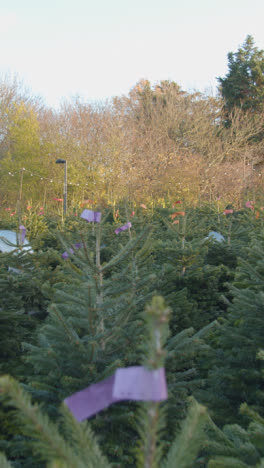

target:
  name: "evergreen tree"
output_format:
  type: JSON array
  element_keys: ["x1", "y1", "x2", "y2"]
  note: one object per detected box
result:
[
  {"x1": 203, "y1": 230, "x2": 264, "y2": 426},
  {"x1": 19, "y1": 220, "x2": 156, "y2": 465},
  {"x1": 218, "y1": 35, "x2": 264, "y2": 113},
  {"x1": 197, "y1": 351, "x2": 264, "y2": 467},
  {"x1": 2, "y1": 214, "x2": 215, "y2": 466},
  {"x1": 0, "y1": 230, "x2": 69, "y2": 467},
  {"x1": 154, "y1": 207, "x2": 232, "y2": 331},
  {"x1": 0, "y1": 258, "x2": 42, "y2": 467},
  {"x1": 0, "y1": 297, "x2": 210, "y2": 468},
  {"x1": 2, "y1": 206, "x2": 258, "y2": 466}
]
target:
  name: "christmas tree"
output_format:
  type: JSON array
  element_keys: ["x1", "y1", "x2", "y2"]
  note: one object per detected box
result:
[
  {"x1": 0, "y1": 296, "x2": 210, "y2": 468},
  {"x1": 203, "y1": 229, "x2": 264, "y2": 426}
]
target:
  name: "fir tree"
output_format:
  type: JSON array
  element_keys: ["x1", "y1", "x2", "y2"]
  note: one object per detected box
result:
[
  {"x1": 218, "y1": 35, "x2": 264, "y2": 113},
  {"x1": 4, "y1": 214, "x2": 216, "y2": 466},
  {"x1": 0, "y1": 259, "x2": 43, "y2": 467},
  {"x1": 0, "y1": 296, "x2": 210, "y2": 468},
  {"x1": 203, "y1": 230, "x2": 264, "y2": 426},
  {"x1": 20, "y1": 219, "x2": 156, "y2": 465},
  {"x1": 197, "y1": 351, "x2": 264, "y2": 467},
  {"x1": 155, "y1": 207, "x2": 231, "y2": 331}
]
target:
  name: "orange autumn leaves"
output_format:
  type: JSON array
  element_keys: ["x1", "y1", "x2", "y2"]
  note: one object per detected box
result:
[
  {"x1": 171, "y1": 212, "x2": 185, "y2": 218},
  {"x1": 171, "y1": 210, "x2": 185, "y2": 224},
  {"x1": 223, "y1": 203, "x2": 263, "y2": 219}
]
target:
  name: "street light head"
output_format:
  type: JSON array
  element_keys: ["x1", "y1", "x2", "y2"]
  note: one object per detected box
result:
[{"x1": 56, "y1": 158, "x2": 66, "y2": 164}]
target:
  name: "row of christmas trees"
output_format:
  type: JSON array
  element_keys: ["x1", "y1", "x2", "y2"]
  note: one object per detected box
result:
[{"x1": 1, "y1": 203, "x2": 264, "y2": 466}]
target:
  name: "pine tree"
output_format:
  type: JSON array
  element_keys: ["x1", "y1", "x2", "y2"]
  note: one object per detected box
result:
[
  {"x1": 0, "y1": 229, "x2": 73, "y2": 467},
  {"x1": 196, "y1": 351, "x2": 264, "y2": 467},
  {"x1": 203, "y1": 230, "x2": 264, "y2": 426},
  {"x1": 2, "y1": 206, "x2": 253, "y2": 466},
  {"x1": 0, "y1": 296, "x2": 210, "y2": 468},
  {"x1": 2, "y1": 213, "x2": 216, "y2": 466},
  {"x1": 19, "y1": 219, "x2": 156, "y2": 465},
  {"x1": 0, "y1": 257, "x2": 43, "y2": 467},
  {"x1": 154, "y1": 206, "x2": 232, "y2": 331},
  {"x1": 218, "y1": 35, "x2": 264, "y2": 113}
]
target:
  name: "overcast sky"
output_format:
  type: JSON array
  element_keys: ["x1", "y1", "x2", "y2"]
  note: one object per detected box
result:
[{"x1": 0, "y1": 0, "x2": 263, "y2": 108}]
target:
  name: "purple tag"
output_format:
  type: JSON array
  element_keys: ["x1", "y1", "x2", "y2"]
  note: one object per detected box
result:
[
  {"x1": 61, "y1": 249, "x2": 74, "y2": 259},
  {"x1": 81, "y1": 209, "x2": 101, "y2": 223},
  {"x1": 64, "y1": 375, "x2": 120, "y2": 421},
  {"x1": 64, "y1": 366, "x2": 167, "y2": 421},
  {"x1": 19, "y1": 225, "x2": 26, "y2": 245},
  {"x1": 61, "y1": 242, "x2": 83, "y2": 259},
  {"x1": 115, "y1": 222, "x2": 132, "y2": 235},
  {"x1": 113, "y1": 367, "x2": 167, "y2": 401},
  {"x1": 94, "y1": 211, "x2": 101, "y2": 223}
]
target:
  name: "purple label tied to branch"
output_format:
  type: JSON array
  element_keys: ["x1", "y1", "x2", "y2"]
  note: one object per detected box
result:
[
  {"x1": 19, "y1": 225, "x2": 26, "y2": 245},
  {"x1": 94, "y1": 211, "x2": 101, "y2": 223},
  {"x1": 61, "y1": 249, "x2": 74, "y2": 259},
  {"x1": 61, "y1": 242, "x2": 83, "y2": 259},
  {"x1": 81, "y1": 209, "x2": 101, "y2": 223},
  {"x1": 115, "y1": 222, "x2": 132, "y2": 234},
  {"x1": 64, "y1": 366, "x2": 167, "y2": 422},
  {"x1": 113, "y1": 367, "x2": 167, "y2": 401},
  {"x1": 64, "y1": 375, "x2": 117, "y2": 422}
]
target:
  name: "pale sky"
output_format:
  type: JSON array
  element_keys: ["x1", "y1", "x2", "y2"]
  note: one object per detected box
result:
[{"x1": 0, "y1": 0, "x2": 263, "y2": 108}]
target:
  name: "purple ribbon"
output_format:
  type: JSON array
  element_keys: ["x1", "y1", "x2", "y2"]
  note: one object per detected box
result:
[
  {"x1": 81, "y1": 209, "x2": 101, "y2": 223},
  {"x1": 115, "y1": 222, "x2": 132, "y2": 235},
  {"x1": 64, "y1": 366, "x2": 167, "y2": 421},
  {"x1": 61, "y1": 242, "x2": 83, "y2": 259},
  {"x1": 19, "y1": 225, "x2": 26, "y2": 245}
]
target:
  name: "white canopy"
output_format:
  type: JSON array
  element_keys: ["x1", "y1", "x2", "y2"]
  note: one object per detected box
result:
[
  {"x1": 0, "y1": 230, "x2": 33, "y2": 253},
  {"x1": 207, "y1": 231, "x2": 225, "y2": 243}
]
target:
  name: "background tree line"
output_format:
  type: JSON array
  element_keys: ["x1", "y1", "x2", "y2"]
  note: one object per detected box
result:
[{"x1": 0, "y1": 35, "x2": 264, "y2": 209}]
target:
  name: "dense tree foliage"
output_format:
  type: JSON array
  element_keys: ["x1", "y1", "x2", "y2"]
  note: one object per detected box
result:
[
  {"x1": 218, "y1": 35, "x2": 264, "y2": 113},
  {"x1": 0, "y1": 204, "x2": 264, "y2": 466}
]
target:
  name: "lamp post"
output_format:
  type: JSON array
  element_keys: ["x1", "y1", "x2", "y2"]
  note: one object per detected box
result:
[{"x1": 56, "y1": 159, "x2": 67, "y2": 215}]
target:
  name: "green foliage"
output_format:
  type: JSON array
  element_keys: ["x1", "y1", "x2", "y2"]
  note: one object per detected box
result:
[
  {"x1": 218, "y1": 35, "x2": 264, "y2": 113},
  {"x1": 154, "y1": 208, "x2": 232, "y2": 331},
  {"x1": 201, "y1": 397, "x2": 264, "y2": 467},
  {"x1": 0, "y1": 297, "x2": 211, "y2": 468},
  {"x1": 202, "y1": 230, "x2": 264, "y2": 426},
  {"x1": 0, "y1": 375, "x2": 110, "y2": 468},
  {"x1": 0, "y1": 236, "x2": 67, "y2": 465},
  {"x1": 0, "y1": 374, "x2": 211, "y2": 468},
  {"x1": 163, "y1": 398, "x2": 208, "y2": 468},
  {"x1": 19, "y1": 220, "x2": 156, "y2": 465},
  {"x1": 0, "y1": 453, "x2": 14, "y2": 468},
  {"x1": 1, "y1": 205, "x2": 264, "y2": 466},
  {"x1": 135, "y1": 297, "x2": 170, "y2": 468}
]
